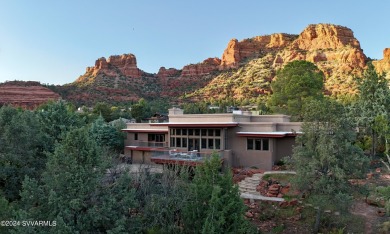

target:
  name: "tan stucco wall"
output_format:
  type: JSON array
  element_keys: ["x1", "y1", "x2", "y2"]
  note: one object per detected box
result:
[
  {"x1": 227, "y1": 127, "x2": 275, "y2": 170},
  {"x1": 274, "y1": 137, "x2": 297, "y2": 163}
]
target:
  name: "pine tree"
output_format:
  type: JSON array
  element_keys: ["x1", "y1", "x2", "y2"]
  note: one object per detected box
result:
[
  {"x1": 293, "y1": 99, "x2": 368, "y2": 232},
  {"x1": 89, "y1": 115, "x2": 125, "y2": 152},
  {"x1": 183, "y1": 153, "x2": 254, "y2": 233},
  {"x1": 15, "y1": 127, "x2": 139, "y2": 233},
  {"x1": 0, "y1": 106, "x2": 46, "y2": 201},
  {"x1": 350, "y1": 62, "x2": 390, "y2": 156},
  {"x1": 268, "y1": 60, "x2": 324, "y2": 120}
]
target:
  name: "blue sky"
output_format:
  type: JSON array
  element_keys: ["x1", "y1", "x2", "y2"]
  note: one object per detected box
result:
[{"x1": 0, "y1": 1, "x2": 388, "y2": 85}]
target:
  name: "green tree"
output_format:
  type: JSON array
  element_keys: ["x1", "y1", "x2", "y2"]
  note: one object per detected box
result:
[
  {"x1": 131, "y1": 99, "x2": 151, "y2": 122},
  {"x1": 136, "y1": 165, "x2": 190, "y2": 233},
  {"x1": 292, "y1": 99, "x2": 368, "y2": 232},
  {"x1": 268, "y1": 60, "x2": 324, "y2": 120},
  {"x1": 350, "y1": 62, "x2": 390, "y2": 156},
  {"x1": 93, "y1": 102, "x2": 112, "y2": 122},
  {"x1": 183, "y1": 153, "x2": 254, "y2": 233},
  {"x1": 89, "y1": 115, "x2": 125, "y2": 152},
  {"x1": 37, "y1": 100, "x2": 84, "y2": 153},
  {"x1": 0, "y1": 106, "x2": 46, "y2": 201},
  {"x1": 15, "y1": 127, "x2": 139, "y2": 233}
]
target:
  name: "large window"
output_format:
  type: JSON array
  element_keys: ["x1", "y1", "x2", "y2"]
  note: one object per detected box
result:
[
  {"x1": 247, "y1": 138, "x2": 269, "y2": 151},
  {"x1": 170, "y1": 128, "x2": 222, "y2": 150},
  {"x1": 148, "y1": 134, "x2": 165, "y2": 142}
]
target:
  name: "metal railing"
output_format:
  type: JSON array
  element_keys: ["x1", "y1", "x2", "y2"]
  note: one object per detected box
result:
[
  {"x1": 128, "y1": 141, "x2": 168, "y2": 148},
  {"x1": 151, "y1": 149, "x2": 222, "y2": 162}
]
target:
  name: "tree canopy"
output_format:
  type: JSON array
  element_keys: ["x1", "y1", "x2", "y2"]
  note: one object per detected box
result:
[
  {"x1": 268, "y1": 60, "x2": 324, "y2": 120},
  {"x1": 292, "y1": 98, "x2": 368, "y2": 232},
  {"x1": 349, "y1": 62, "x2": 390, "y2": 156}
]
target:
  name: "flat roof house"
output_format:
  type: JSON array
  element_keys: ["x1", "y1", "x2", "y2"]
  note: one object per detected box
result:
[{"x1": 123, "y1": 108, "x2": 302, "y2": 170}]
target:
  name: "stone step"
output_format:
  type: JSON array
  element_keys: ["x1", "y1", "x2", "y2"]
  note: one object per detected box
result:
[
  {"x1": 239, "y1": 188, "x2": 257, "y2": 194},
  {"x1": 238, "y1": 186, "x2": 256, "y2": 191},
  {"x1": 246, "y1": 178, "x2": 261, "y2": 183},
  {"x1": 239, "y1": 184, "x2": 257, "y2": 190},
  {"x1": 239, "y1": 181, "x2": 259, "y2": 187}
]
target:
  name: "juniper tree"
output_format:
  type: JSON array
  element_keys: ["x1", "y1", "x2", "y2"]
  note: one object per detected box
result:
[
  {"x1": 15, "y1": 127, "x2": 139, "y2": 233},
  {"x1": 0, "y1": 106, "x2": 46, "y2": 201},
  {"x1": 292, "y1": 99, "x2": 368, "y2": 233},
  {"x1": 349, "y1": 62, "x2": 390, "y2": 156},
  {"x1": 183, "y1": 153, "x2": 255, "y2": 233}
]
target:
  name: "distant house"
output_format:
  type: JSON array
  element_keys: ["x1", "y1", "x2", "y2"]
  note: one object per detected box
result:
[{"x1": 122, "y1": 108, "x2": 301, "y2": 170}]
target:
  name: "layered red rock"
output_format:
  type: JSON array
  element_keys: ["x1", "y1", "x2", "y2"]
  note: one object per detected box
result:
[
  {"x1": 373, "y1": 48, "x2": 390, "y2": 74},
  {"x1": 79, "y1": 53, "x2": 143, "y2": 82},
  {"x1": 220, "y1": 33, "x2": 297, "y2": 69},
  {"x1": 290, "y1": 24, "x2": 361, "y2": 50},
  {"x1": 0, "y1": 83, "x2": 60, "y2": 109},
  {"x1": 157, "y1": 67, "x2": 181, "y2": 79},
  {"x1": 181, "y1": 57, "x2": 221, "y2": 77}
]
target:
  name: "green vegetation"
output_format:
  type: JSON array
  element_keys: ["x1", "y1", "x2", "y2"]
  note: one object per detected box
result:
[
  {"x1": 268, "y1": 60, "x2": 325, "y2": 120},
  {"x1": 183, "y1": 154, "x2": 255, "y2": 233},
  {"x1": 292, "y1": 98, "x2": 368, "y2": 232},
  {"x1": 0, "y1": 105, "x2": 253, "y2": 233}
]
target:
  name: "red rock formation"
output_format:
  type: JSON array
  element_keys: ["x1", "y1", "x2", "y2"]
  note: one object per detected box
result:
[
  {"x1": 79, "y1": 53, "x2": 143, "y2": 81},
  {"x1": 373, "y1": 48, "x2": 390, "y2": 74},
  {"x1": 290, "y1": 24, "x2": 361, "y2": 50},
  {"x1": 220, "y1": 33, "x2": 297, "y2": 69},
  {"x1": 157, "y1": 67, "x2": 181, "y2": 79},
  {"x1": 107, "y1": 54, "x2": 142, "y2": 77},
  {"x1": 181, "y1": 57, "x2": 221, "y2": 77},
  {"x1": 0, "y1": 84, "x2": 60, "y2": 109}
]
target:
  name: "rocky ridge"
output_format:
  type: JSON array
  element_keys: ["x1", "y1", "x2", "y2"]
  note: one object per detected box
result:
[
  {"x1": 190, "y1": 24, "x2": 369, "y2": 101},
  {"x1": 0, "y1": 81, "x2": 60, "y2": 109},
  {"x1": 373, "y1": 48, "x2": 390, "y2": 75},
  {"x1": 59, "y1": 23, "x2": 389, "y2": 105}
]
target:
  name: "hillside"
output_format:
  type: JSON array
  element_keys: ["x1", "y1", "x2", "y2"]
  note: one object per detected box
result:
[
  {"x1": 0, "y1": 81, "x2": 61, "y2": 109},
  {"x1": 189, "y1": 24, "x2": 368, "y2": 102},
  {"x1": 32, "y1": 24, "x2": 390, "y2": 106}
]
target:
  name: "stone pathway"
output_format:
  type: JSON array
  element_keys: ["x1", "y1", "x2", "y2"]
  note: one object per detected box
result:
[{"x1": 239, "y1": 171, "x2": 296, "y2": 202}]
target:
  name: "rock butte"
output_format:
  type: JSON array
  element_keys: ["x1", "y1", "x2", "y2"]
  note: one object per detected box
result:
[
  {"x1": 10, "y1": 23, "x2": 383, "y2": 106},
  {"x1": 0, "y1": 84, "x2": 60, "y2": 109},
  {"x1": 373, "y1": 48, "x2": 390, "y2": 74},
  {"x1": 78, "y1": 23, "x2": 374, "y2": 83}
]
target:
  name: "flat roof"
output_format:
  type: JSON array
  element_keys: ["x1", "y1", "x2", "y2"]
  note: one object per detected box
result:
[
  {"x1": 150, "y1": 122, "x2": 239, "y2": 127},
  {"x1": 121, "y1": 129, "x2": 168, "y2": 133},
  {"x1": 236, "y1": 131, "x2": 302, "y2": 138}
]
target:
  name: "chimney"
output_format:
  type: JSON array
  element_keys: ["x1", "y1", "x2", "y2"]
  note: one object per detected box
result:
[{"x1": 169, "y1": 107, "x2": 184, "y2": 116}]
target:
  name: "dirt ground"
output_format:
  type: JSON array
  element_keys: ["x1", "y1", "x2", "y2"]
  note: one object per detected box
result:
[{"x1": 350, "y1": 199, "x2": 389, "y2": 234}]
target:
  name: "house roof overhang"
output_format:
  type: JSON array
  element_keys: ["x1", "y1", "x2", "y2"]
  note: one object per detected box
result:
[
  {"x1": 150, "y1": 122, "x2": 239, "y2": 128},
  {"x1": 236, "y1": 131, "x2": 301, "y2": 138},
  {"x1": 121, "y1": 129, "x2": 168, "y2": 133}
]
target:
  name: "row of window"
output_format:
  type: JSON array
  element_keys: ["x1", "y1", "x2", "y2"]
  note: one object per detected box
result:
[
  {"x1": 135, "y1": 133, "x2": 268, "y2": 151},
  {"x1": 170, "y1": 128, "x2": 221, "y2": 137},
  {"x1": 134, "y1": 133, "x2": 165, "y2": 142},
  {"x1": 247, "y1": 138, "x2": 269, "y2": 151},
  {"x1": 170, "y1": 137, "x2": 221, "y2": 150}
]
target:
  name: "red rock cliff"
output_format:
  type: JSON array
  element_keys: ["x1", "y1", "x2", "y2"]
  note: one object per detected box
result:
[
  {"x1": 181, "y1": 57, "x2": 221, "y2": 77},
  {"x1": 0, "y1": 83, "x2": 60, "y2": 109},
  {"x1": 220, "y1": 33, "x2": 297, "y2": 69},
  {"x1": 157, "y1": 67, "x2": 181, "y2": 79},
  {"x1": 373, "y1": 48, "x2": 390, "y2": 74},
  {"x1": 290, "y1": 24, "x2": 361, "y2": 50},
  {"x1": 81, "y1": 53, "x2": 143, "y2": 81}
]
